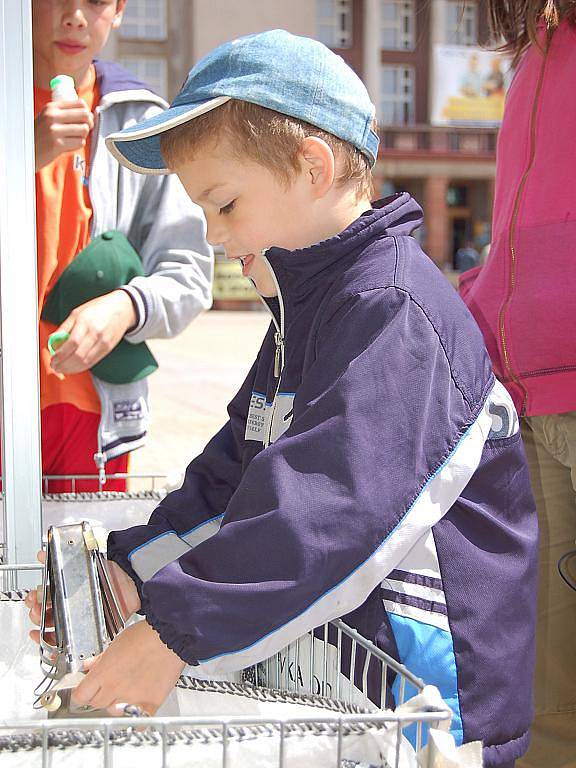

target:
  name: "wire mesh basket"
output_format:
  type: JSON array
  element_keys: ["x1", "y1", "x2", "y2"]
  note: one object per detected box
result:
[{"x1": 0, "y1": 478, "x2": 455, "y2": 767}]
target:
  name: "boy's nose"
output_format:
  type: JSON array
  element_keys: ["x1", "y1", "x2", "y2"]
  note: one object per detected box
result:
[
  {"x1": 62, "y1": 2, "x2": 88, "y2": 28},
  {"x1": 205, "y1": 219, "x2": 228, "y2": 249}
]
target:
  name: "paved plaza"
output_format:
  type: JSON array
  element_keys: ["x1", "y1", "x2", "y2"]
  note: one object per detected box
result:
[{"x1": 130, "y1": 309, "x2": 270, "y2": 482}]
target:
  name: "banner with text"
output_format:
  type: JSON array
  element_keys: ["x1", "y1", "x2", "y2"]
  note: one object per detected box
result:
[{"x1": 431, "y1": 45, "x2": 511, "y2": 127}]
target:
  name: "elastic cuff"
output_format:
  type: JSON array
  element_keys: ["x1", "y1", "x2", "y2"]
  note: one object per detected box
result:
[
  {"x1": 119, "y1": 285, "x2": 147, "y2": 336},
  {"x1": 140, "y1": 590, "x2": 199, "y2": 666},
  {"x1": 106, "y1": 534, "x2": 146, "y2": 608}
]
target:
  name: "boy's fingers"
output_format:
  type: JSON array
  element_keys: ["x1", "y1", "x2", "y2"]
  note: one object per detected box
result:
[
  {"x1": 51, "y1": 122, "x2": 91, "y2": 141},
  {"x1": 50, "y1": 317, "x2": 79, "y2": 368},
  {"x1": 37, "y1": 550, "x2": 46, "y2": 564},
  {"x1": 49, "y1": 103, "x2": 93, "y2": 126},
  {"x1": 82, "y1": 655, "x2": 99, "y2": 672},
  {"x1": 109, "y1": 701, "x2": 153, "y2": 718},
  {"x1": 72, "y1": 676, "x2": 103, "y2": 708},
  {"x1": 56, "y1": 137, "x2": 87, "y2": 154}
]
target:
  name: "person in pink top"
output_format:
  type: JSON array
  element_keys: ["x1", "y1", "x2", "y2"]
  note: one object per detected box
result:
[{"x1": 460, "y1": 2, "x2": 576, "y2": 766}]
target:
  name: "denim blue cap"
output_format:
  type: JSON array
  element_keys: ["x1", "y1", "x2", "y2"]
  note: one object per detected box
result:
[{"x1": 106, "y1": 29, "x2": 379, "y2": 173}]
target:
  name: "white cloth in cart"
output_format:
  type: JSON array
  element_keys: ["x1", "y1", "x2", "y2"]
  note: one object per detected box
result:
[
  {"x1": 396, "y1": 689, "x2": 483, "y2": 768},
  {"x1": 0, "y1": 598, "x2": 417, "y2": 768},
  {"x1": 0, "y1": 598, "x2": 479, "y2": 767}
]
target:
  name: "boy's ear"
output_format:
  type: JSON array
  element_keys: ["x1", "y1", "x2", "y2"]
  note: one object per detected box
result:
[
  {"x1": 300, "y1": 137, "x2": 335, "y2": 199},
  {"x1": 112, "y1": 0, "x2": 127, "y2": 30}
]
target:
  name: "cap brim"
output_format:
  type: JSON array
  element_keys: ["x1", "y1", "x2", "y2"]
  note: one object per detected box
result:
[
  {"x1": 105, "y1": 96, "x2": 231, "y2": 174},
  {"x1": 91, "y1": 340, "x2": 158, "y2": 385}
]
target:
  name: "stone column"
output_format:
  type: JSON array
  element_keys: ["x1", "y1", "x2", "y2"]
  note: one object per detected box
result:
[
  {"x1": 363, "y1": 0, "x2": 381, "y2": 108},
  {"x1": 424, "y1": 175, "x2": 449, "y2": 267}
]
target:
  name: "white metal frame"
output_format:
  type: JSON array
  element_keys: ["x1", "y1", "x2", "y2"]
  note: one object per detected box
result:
[{"x1": 0, "y1": 0, "x2": 43, "y2": 576}]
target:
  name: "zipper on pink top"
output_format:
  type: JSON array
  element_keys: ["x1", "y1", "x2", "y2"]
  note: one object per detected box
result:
[{"x1": 497, "y1": 34, "x2": 550, "y2": 416}]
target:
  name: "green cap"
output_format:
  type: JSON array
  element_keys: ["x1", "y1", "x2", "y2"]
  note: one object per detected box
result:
[{"x1": 41, "y1": 230, "x2": 158, "y2": 385}]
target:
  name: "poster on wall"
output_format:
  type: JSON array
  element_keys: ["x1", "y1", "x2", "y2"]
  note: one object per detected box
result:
[{"x1": 431, "y1": 45, "x2": 512, "y2": 127}]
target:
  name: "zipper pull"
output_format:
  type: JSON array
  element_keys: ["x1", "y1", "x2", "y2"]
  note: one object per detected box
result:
[
  {"x1": 93, "y1": 451, "x2": 107, "y2": 488},
  {"x1": 274, "y1": 331, "x2": 284, "y2": 378}
]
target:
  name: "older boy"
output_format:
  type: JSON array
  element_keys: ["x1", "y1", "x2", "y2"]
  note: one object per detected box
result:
[
  {"x1": 29, "y1": 30, "x2": 536, "y2": 767},
  {"x1": 30, "y1": 0, "x2": 213, "y2": 490}
]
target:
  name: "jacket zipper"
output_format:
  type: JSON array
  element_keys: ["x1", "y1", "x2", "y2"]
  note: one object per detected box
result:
[
  {"x1": 85, "y1": 90, "x2": 167, "y2": 480},
  {"x1": 87, "y1": 105, "x2": 101, "y2": 236},
  {"x1": 87, "y1": 104, "x2": 106, "y2": 481},
  {"x1": 257, "y1": 252, "x2": 285, "y2": 448},
  {"x1": 93, "y1": 448, "x2": 107, "y2": 487},
  {"x1": 498, "y1": 36, "x2": 549, "y2": 416}
]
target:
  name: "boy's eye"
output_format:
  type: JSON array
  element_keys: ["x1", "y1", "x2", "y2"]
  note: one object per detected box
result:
[{"x1": 219, "y1": 201, "x2": 235, "y2": 215}]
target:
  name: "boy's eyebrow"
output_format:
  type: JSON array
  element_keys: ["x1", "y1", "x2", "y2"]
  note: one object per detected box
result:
[{"x1": 198, "y1": 183, "x2": 227, "y2": 202}]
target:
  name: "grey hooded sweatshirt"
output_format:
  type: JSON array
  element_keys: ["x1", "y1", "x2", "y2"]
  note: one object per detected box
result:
[{"x1": 79, "y1": 60, "x2": 213, "y2": 477}]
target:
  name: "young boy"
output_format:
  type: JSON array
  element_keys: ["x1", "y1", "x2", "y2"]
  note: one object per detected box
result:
[
  {"x1": 30, "y1": 30, "x2": 537, "y2": 766},
  {"x1": 29, "y1": 0, "x2": 213, "y2": 490}
]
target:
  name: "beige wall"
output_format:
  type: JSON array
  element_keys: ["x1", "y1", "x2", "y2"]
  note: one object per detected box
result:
[
  {"x1": 192, "y1": 0, "x2": 316, "y2": 61},
  {"x1": 104, "y1": 1, "x2": 318, "y2": 96}
]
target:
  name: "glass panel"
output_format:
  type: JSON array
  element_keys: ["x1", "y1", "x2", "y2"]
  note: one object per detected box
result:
[
  {"x1": 379, "y1": 65, "x2": 414, "y2": 125},
  {"x1": 119, "y1": 56, "x2": 168, "y2": 99},
  {"x1": 316, "y1": 0, "x2": 352, "y2": 47},
  {"x1": 120, "y1": 0, "x2": 167, "y2": 40},
  {"x1": 381, "y1": 0, "x2": 414, "y2": 50},
  {"x1": 445, "y1": 1, "x2": 478, "y2": 45}
]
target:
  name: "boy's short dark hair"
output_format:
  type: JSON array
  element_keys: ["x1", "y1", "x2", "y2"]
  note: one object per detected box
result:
[{"x1": 160, "y1": 100, "x2": 375, "y2": 201}]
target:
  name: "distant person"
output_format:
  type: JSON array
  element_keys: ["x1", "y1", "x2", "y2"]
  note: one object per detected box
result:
[
  {"x1": 460, "y1": 2, "x2": 576, "y2": 766},
  {"x1": 29, "y1": 30, "x2": 537, "y2": 767},
  {"x1": 459, "y1": 53, "x2": 482, "y2": 97},
  {"x1": 30, "y1": 0, "x2": 213, "y2": 492},
  {"x1": 482, "y1": 57, "x2": 506, "y2": 97},
  {"x1": 454, "y1": 240, "x2": 480, "y2": 272}
]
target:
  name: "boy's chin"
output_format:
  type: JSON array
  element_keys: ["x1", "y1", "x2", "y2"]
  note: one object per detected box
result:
[{"x1": 252, "y1": 280, "x2": 278, "y2": 299}]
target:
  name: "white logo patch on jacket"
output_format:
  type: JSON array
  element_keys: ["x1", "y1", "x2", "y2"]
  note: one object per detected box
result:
[{"x1": 245, "y1": 391, "x2": 294, "y2": 444}]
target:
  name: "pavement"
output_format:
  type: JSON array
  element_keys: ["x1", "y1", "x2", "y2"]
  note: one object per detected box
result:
[{"x1": 129, "y1": 309, "x2": 270, "y2": 481}]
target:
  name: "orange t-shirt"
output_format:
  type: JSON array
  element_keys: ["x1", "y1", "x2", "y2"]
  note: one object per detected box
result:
[{"x1": 36, "y1": 66, "x2": 101, "y2": 414}]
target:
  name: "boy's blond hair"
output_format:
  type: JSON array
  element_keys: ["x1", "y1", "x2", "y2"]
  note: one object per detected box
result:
[{"x1": 160, "y1": 99, "x2": 375, "y2": 201}]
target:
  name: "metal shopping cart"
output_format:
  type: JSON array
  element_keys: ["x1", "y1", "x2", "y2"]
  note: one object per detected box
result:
[{"x1": 0, "y1": 480, "x2": 468, "y2": 768}]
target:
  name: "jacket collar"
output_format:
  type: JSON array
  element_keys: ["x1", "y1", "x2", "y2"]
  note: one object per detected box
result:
[
  {"x1": 263, "y1": 193, "x2": 423, "y2": 305},
  {"x1": 93, "y1": 59, "x2": 168, "y2": 110}
]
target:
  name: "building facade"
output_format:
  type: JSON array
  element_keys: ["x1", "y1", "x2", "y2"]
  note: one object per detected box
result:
[{"x1": 104, "y1": 0, "x2": 499, "y2": 276}]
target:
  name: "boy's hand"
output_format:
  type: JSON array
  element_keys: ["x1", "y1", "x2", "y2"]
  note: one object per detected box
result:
[
  {"x1": 24, "y1": 550, "x2": 50, "y2": 646},
  {"x1": 72, "y1": 620, "x2": 186, "y2": 715},
  {"x1": 35, "y1": 99, "x2": 94, "y2": 171},
  {"x1": 106, "y1": 559, "x2": 142, "y2": 619},
  {"x1": 50, "y1": 291, "x2": 137, "y2": 375},
  {"x1": 25, "y1": 553, "x2": 141, "y2": 643}
]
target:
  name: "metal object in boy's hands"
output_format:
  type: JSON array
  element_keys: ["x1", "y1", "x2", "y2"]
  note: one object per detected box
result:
[{"x1": 36, "y1": 521, "x2": 125, "y2": 717}]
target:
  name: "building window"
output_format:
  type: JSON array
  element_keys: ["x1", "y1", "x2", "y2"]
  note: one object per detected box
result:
[
  {"x1": 316, "y1": 0, "x2": 352, "y2": 48},
  {"x1": 381, "y1": 0, "x2": 415, "y2": 50},
  {"x1": 120, "y1": 0, "x2": 167, "y2": 40},
  {"x1": 380, "y1": 65, "x2": 415, "y2": 125},
  {"x1": 445, "y1": 0, "x2": 478, "y2": 45},
  {"x1": 118, "y1": 57, "x2": 168, "y2": 99}
]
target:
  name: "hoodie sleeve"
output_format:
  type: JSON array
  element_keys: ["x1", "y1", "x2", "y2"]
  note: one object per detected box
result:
[
  {"x1": 107, "y1": 351, "x2": 260, "y2": 590},
  {"x1": 121, "y1": 169, "x2": 213, "y2": 342},
  {"x1": 108, "y1": 288, "x2": 494, "y2": 672}
]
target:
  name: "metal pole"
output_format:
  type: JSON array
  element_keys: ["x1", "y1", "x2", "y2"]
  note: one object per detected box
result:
[{"x1": 0, "y1": 0, "x2": 42, "y2": 579}]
